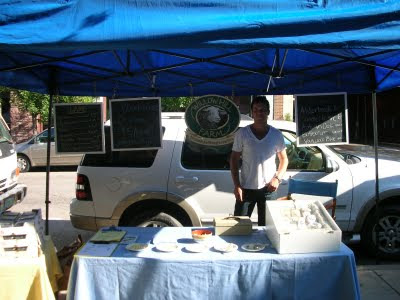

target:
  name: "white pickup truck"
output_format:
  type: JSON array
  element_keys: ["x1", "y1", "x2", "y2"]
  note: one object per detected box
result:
[
  {"x1": 70, "y1": 113, "x2": 400, "y2": 259},
  {"x1": 0, "y1": 115, "x2": 27, "y2": 214}
]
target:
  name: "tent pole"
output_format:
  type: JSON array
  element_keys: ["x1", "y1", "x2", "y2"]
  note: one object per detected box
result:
[
  {"x1": 44, "y1": 93, "x2": 53, "y2": 235},
  {"x1": 45, "y1": 71, "x2": 56, "y2": 236},
  {"x1": 372, "y1": 92, "x2": 380, "y2": 264}
]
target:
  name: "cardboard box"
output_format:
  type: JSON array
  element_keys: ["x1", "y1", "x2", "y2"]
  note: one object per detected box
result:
[
  {"x1": 265, "y1": 200, "x2": 341, "y2": 254},
  {"x1": 213, "y1": 216, "x2": 252, "y2": 235}
]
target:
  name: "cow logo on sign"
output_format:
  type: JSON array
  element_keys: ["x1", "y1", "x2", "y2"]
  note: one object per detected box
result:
[{"x1": 185, "y1": 95, "x2": 240, "y2": 145}]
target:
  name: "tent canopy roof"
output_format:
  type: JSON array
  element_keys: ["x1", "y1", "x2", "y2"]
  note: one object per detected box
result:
[{"x1": 1, "y1": 0, "x2": 400, "y2": 96}]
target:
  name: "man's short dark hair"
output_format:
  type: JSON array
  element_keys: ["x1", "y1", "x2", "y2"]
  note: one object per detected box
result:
[{"x1": 251, "y1": 96, "x2": 270, "y2": 111}]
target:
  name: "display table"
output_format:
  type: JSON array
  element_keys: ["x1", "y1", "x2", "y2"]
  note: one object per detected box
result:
[
  {"x1": 0, "y1": 235, "x2": 62, "y2": 300},
  {"x1": 67, "y1": 227, "x2": 360, "y2": 300}
]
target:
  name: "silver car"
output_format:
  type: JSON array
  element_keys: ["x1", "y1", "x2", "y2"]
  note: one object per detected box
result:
[{"x1": 16, "y1": 128, "x2": 82, "y2": 172}]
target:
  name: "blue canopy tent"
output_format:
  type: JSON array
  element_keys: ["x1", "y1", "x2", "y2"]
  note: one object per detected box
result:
[
  {"x1": 1, "y1": 0, "x2": 400, "y2": 96},
  {"x1": 1, "y1": 0, "x2": 399, "y2": 257}
]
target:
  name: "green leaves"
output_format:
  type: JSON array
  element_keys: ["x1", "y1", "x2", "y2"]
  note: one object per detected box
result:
[
  {"x1": 1, "y1": 86, "x2": 95, "y2": 124},
  {"x1": 1, "y1": 89, "x2": 194, "y2": 129},
  {"x1": 161, "y1": 97, "x2": 193, "y2": 112}
]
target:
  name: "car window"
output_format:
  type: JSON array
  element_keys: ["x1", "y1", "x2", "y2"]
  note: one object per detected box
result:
[
  {"x1": 181, "y1": 130, "x2": 232, "y2": 170},
  {"x1": 81, "y1": 127, "x2": 164, "y2": 168},
  {"x1": 37, "y1": 128, "x2": 55, "y2": 143},
  {"x1": 281, "y1": 131, "x2": 324, "y2": 171},
  {"x1": 181, "y1": 128, "x2": 324, "y2": 171}
]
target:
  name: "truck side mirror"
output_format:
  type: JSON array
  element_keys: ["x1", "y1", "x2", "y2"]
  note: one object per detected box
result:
[{"x1": 326, "y1": 157, "x2": 339, "y2": 173}]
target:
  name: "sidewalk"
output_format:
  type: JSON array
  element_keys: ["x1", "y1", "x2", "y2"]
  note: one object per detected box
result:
[{"x1": 358, "y1": 264, "x2": 400, "y2": 299}]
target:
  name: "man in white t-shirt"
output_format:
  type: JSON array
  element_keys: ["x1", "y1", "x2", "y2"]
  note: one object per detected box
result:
[{"x1": 230, "y1": 96, "x2": 288, "y2": 225}]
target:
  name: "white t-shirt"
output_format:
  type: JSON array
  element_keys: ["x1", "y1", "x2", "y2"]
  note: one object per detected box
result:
[{"x1": 232, "y1": 125, "x2": 285, "y2": 189}]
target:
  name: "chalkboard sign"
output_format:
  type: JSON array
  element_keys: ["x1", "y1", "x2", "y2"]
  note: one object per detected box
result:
[
  {"x1": 110, "y1": 98, "x2": 162, "y2": 150},
  {"x1": 295, "y1": 93, "x2": 348, "y2": 146},
  {"x1": 54, "y1": 103, "x2": 105, "y2": 153}
]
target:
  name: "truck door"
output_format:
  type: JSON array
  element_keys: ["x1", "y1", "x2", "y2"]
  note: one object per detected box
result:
[{"x1": 167, "y1": 128, "x2": 246, "y2": 225}]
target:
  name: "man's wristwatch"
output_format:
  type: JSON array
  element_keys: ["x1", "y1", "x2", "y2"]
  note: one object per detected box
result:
[{"x1": 273, "y1": 174, "x2": 282, "y2": 184}]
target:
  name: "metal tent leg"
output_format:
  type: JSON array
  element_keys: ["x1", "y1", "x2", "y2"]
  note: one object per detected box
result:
[
  {"x1": 372, "y1": 92, "x2": 380, "y2": 264},
  {"x1": 45, "y1": 72, "x2": 56, "y2": 236}
]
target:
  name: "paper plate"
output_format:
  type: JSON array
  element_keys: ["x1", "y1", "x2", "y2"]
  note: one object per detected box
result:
[
  {"x1": 126, "y1": 243, "x2": 149, "y2": 252},
  {"x1": 241, "y1": 243, "x2": 267, "y2": 252},
  {"x1": 185, "y1": 243, "x2": 209, "y2": 253},
  {"x1": 214, "y1": 243, "x2": 238, "y2": 253},
  {"x1": 155, "y1": 243, "x2": 179, "y2": 252}
]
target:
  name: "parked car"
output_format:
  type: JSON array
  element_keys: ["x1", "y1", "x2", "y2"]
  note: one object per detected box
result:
[
  {"x1": 70, "y1": 112, "x2": 400, "y2": 259},
  {"x1": 16, "y1": 128, "x2": 83, "y2": 172}
]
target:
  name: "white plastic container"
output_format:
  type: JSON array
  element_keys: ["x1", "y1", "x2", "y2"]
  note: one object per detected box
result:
[{"x1": 265, "y1": 200, "x2": 341, "y2": 254}]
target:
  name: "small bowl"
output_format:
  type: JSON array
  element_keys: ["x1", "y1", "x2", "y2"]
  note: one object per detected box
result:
[{"x1": 191, "y1": 229, "x2": 212, "y2": 243}]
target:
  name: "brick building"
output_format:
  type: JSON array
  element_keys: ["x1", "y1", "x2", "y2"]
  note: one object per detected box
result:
[{"x1": 0, "y1": 91, "x2": 42, "y2": 143}]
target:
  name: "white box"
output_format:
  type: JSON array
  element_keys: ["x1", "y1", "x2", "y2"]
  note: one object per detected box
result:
[{"x1": 265, "y1": 200, "x2": 341, "y2": 254}]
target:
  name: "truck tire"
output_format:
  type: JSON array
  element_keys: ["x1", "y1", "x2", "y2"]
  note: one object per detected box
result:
[
  {"x1": 125, "y1": 210, "x2": 183, "y2": 227},
  {"x1": 17, "y1": 155, "x2": 31, "y2": 172},
  {"x1": 361, "y1": 207, "x2": 400, "y2": 259}
]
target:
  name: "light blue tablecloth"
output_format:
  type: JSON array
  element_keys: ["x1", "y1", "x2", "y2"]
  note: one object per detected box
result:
[{"x1": 67, "y1": 227, "x2": 360, "y2": 300}]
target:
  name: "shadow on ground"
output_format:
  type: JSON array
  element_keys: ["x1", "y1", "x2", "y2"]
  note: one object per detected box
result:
[
  {"x1": 27, "y1": 166, "x2": 79, "y2": 173},
  {"x1": 47, "y1": 219, "x2": 93, "y2": 251},
  {"x1": 348, "y1": 242, "x2": 399, "y2": 266}
]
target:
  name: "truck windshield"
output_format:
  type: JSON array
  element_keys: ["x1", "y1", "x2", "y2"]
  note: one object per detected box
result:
[{"x1": 0, "y1": 117, "x2": 13, "y2": 143}]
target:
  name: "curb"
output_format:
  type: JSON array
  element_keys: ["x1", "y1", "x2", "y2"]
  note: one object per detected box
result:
[{"x1": 357, "y1": 264, "x2": 400, "y2": 271}]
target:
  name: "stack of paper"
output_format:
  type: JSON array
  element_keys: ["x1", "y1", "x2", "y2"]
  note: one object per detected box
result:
[{"x1": 90, "y1": 230, "x2": 126, "y2": 243}]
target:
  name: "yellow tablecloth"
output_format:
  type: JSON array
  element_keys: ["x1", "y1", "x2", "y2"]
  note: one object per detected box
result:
[
  {"x1": 42, "y1": 235, "x2": 63, "y2": 293},
  {"x1": 0, "y1": 235, "x2": 63, "y2": 300}
]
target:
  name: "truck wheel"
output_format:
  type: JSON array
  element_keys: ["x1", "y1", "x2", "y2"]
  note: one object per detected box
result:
[
  {"x1": 361, "y1": 207, "x2": 400, "y2": 259},
  {"x1": 126, "y1": 210, "x2": 183, "y2": 227},
  {"x1": 17, "y1": 155, "x2": 31, "y2": 172}
]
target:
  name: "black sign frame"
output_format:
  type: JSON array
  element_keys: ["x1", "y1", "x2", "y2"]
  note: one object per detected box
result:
[
  {"x1": 109, "y1": 97, "x2": 162, "y2": 151},
  {"x1": 54, "y1": 102, "x2": 105, "y2": 154},
  {"x1": 295, "y1": 92, "x2": 348, "y2": 146}
]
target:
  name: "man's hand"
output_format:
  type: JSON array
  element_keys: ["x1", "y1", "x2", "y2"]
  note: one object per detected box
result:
[
  {"x1": 266, "y1": 177, "x2": 280, "y2": 192},
  {"x1": 266, "y1": 148, "x2": 288, "y2": 192},
  {"x1": 234, "y1": 185, "x2": 243, "y2": 202}
]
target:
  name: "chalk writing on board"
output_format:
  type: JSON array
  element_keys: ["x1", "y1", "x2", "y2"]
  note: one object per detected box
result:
[
  {"x1": 54, "y1": 103, "x2": 104, "y2": 153},
  {"x1": 110, "y1": 98, "x2": 162, "y2": 150},
  {"x1": 295, "y1": 93, "x2": 348, "y2": 146}
]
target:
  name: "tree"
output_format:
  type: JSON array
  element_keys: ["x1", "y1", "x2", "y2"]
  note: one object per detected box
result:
[
  {"x1": 161, "y1": 97, "x2": 193, "y2": 112},
  {"x1": 284, "y1": 113, "x2": 293, "y2": 122},
  {"x1": 0, "y1": 86, "x2": 95, "y2": 133}
]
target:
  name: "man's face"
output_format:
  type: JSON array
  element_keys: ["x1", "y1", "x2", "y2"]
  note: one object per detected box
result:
[{"x1": 252, "y1": 102, "x2": 269, "y2": 123}]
